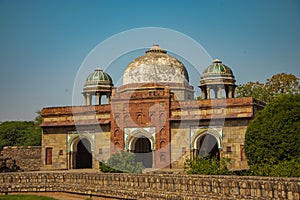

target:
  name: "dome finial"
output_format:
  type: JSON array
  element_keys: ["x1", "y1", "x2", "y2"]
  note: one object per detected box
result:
[
  {"x1": 212, "y1": 59, "x2": 222, "y2": 63},
  {"x1": 146, "y1": 44, "x2": 167, "y2": 54}
]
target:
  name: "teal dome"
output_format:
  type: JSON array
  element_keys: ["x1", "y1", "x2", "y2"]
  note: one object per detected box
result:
[
  {"x1": 202, "y1": 59, "x2": 233, "y2": 76},
  {"x1": 84, "y1": 68, "x2": 113, "y2": 87},
  {"x1": 200, "y1": 59, "x2": 236, "y2": 87},
  {"x1": 199, "y1": 59, "x2": 236, "y2": 99}
]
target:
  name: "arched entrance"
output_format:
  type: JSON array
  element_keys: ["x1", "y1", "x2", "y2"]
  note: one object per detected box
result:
[
  {"x1": 133, "y1": 137, "x2": 153, "y2": 168},
  {"x1": 197, "y1": 134, "x2": 220, "y2": 159},
  {"x1": 75, "y1": 138, "x2": 92, "y2": 169}
]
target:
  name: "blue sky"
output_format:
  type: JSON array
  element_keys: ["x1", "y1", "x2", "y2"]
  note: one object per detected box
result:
[{"x1": 0, "y1": 0, "x2": 299, "y2": 121}]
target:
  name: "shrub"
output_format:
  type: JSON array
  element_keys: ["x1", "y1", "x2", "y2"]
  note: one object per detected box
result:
[
  {"x1": 100, "y1": 151, "x2": 144, "y2": 173},
  {"x1": 184, "y1": 156, "x2": 232, "y2": 175},
  {"x1": 247, "y1": 158, "x2": 300, "y2": 177}
]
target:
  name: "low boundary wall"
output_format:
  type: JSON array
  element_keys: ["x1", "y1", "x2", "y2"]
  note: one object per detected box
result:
[
  {"x1": 0, "y1": 146, "x2": 41, "y2": 171},
  {"x1": 0, "y1": 172, "x2": 299, "y2": 199}
]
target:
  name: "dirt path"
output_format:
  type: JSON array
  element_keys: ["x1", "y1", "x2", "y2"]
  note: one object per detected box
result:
[{"x1": 8, "y1": 192, "x2": 118, "y2": 200}]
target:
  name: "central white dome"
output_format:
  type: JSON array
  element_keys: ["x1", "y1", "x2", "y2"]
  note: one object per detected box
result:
[{"x1": 123, "y1": 45, "x2": 189, "y2": 85}]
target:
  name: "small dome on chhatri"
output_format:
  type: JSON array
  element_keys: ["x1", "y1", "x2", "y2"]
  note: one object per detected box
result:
[
  {"x1": 200, "y1": 59, "x2": 236, "y2": 86},
  {"x1": 199, "y1": 59, "x2": 236, "y2": 99},
  {"x1": 84, "y1": 68, "x2": 113, "y2": 87},
  {"x1": 82, "y1": 68, "x2": 113, "y2": 106},
  {"x1": 123, "y1": 44, "x2": 189, "y2": 85},
  {"x1": 202, "y1": 59, "x2": 233, "y2": 76}
]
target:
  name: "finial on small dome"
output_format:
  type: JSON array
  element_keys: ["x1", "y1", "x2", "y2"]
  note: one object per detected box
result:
[
  {"x1": 151, "y1": 44, "x2": 160, "y2": 49},
  {"x1": 95, "y1": 67, "x2": 103, "y2": 71},
  {"x1": 212, "y1": 59, "x2": 222, "y2": 63},
  {"x1": 146, "y1": 44, "x2": 167, "y2": 54}
]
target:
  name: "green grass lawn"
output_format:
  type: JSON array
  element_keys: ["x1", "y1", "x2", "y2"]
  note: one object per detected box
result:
[{"x1": 0, "y1": 195, "x2": 57, "y2": 200}]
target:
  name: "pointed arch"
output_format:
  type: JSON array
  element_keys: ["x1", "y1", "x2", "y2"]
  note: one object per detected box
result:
[
  {"x1": 68, "y1": 133, "x2": 95, "y2": 152},
  {"x1": 67, "y1": 133, "x2": 95, "y2": 169},
  {"x1": 126, "y1": 128, "x2": 155, "y2": 151},
  {"x1": 191, "y1": 128, "x2": 222, "y2": 149}
]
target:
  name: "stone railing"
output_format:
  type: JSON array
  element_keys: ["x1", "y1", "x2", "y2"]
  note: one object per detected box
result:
[{"x1": 0, "y1": 172, "x2": 299, "y2": 199}]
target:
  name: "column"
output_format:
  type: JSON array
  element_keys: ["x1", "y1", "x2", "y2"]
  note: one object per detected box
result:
[
  {"x1": 206, "y1": 87, "x2": 210, "y2": 99},
  {"x1": 83, "y1": 94, "x2": 87, "y2": 105},
  {"x1": 107, "y1": 93, "x2": 111, "y2": 104},
  {"x1": 201, "y1": 87, "x2": 206, "y2": 99},
  {"x1": 224, "y1": 86, "x2": 229, "y2": 98},
  {"x1": 217, "y1": 86, "x2": 222, "y2": 99},
  {"x1": 214, "y1": 88, "x2": 218, "y2": 99},
  {"x1": 232, "y1": 87, "x2": 235, "y2": 98},
  {"x1": 96, "y1": 93, "x2": 101, "y2": 105},
  {"x1": 228, "y1": 86, "x2": 233, "y2": 98},
  {"x1": 87, "y1": 93, "x2": 91, "y2": 105}
]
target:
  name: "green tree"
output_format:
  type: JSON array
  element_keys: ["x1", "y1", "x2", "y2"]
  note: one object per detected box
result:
[
  {"x1": 100, "y1": 151, "x2": 144, "y2": 173},
  {"x1": 34, "y1": 110, "x2": 42, "y2": 126},
  {"x1": 236, "y1": 73, "x2": 299, "y2": 103},
  {"x1": 0, "y1": 120, "x2": 42, "y2": 150},
  {"x1": 265, "y1": 73, "x2": 300, "y2": 95},
  {"x1": 247, "y1": 158, "x2": 300, "y2": 177},
  {"x1": 244, "y1": 94, "x2": 300, "y2": 177},
  {"x1": 184, "y1": 156, "x2": 232, "y2": 175},
  {"x1": 235, "y1": 81, "x2": 271, "y2": 102}
]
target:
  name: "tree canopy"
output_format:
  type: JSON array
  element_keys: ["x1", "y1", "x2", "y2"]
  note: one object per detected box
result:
[
  {"x1": 244, "y1": 94, "x2": 300, "y2": 166},
  {"x1": 0, "y1": 111, "x2": 42, "y2": 150},
  {"x1": 0, "y1": 121, "x2": 41, "y2": 150},
  {"x1": 236, "y1": 73, "x2": 299, "y2": 103}
]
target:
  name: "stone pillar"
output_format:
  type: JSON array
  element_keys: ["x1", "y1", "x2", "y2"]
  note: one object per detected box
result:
[
  {"x1": 224, "y1": 86, "x2": 228, "y2": 98},
  {"x1": 213, "y1": 87, "x2": 218, "y2": 99},
  {"x1": 228, "y1": 86, "x2": 235, "y2": 98},
  {"x1": 96, "y1": 93, "x2": 101, "y2": 105},
  {"x1": 228, "y1": 86, "x2": 233, "y2": 98},
  {"x1": 201, "y1": 87, "x2": 206, "y2": 99},
  {"x1": 107, "y1": 93, "x2": 111, "y2": 104},
  {"x1": 206, "y1": 87, "x2": 210, "y2": 99},
  {"x1": 232, "y1": 87, "x2": 235, "y2": 98},
  {"x1": 87, "y1": 93, "x2": 91, "y2": 106},
  {"x1": 217, "y1": 86, "x2": 222, "y2": 99},
  {"x1": 83, "y1": 94, "x2": 87, "y2": 105}
]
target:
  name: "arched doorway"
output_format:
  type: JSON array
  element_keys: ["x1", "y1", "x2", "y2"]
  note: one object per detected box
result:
[
  {"x1": 75, "y1": 138, "x2": 92, "y2": 169},
  {"x1": 133, "y1": 137, "x2": 153, "y2": 168},
  {"x1": 197, "y1": 134, "x2": 220, "y2": 159}
]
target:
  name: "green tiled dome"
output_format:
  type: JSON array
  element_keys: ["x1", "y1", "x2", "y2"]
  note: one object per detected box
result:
[
  {"x1": 200, "y1": 59, "x2": 236, "y2": 88},
  {"x1": 84, "y1": 68, "x2": 113, "y2": 86},
  {"x1": 202, "y1": 59, "x2": 233, "y2": 75}
]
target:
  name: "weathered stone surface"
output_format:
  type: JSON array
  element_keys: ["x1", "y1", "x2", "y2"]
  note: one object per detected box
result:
[
  {"x1": 0, "y1": 146, "x2": 41, "y2": 172},
  {"x1": 123, "y1": 45, "x2": 189, "y2": 85},
  {"x1": 0, "y1": 172, "x2": 299, "y2": 199}
]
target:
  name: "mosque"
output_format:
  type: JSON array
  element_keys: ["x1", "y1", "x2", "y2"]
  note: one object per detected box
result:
[{"x1": 41, "y1": 45, "x2": 264, "y2": 171}]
